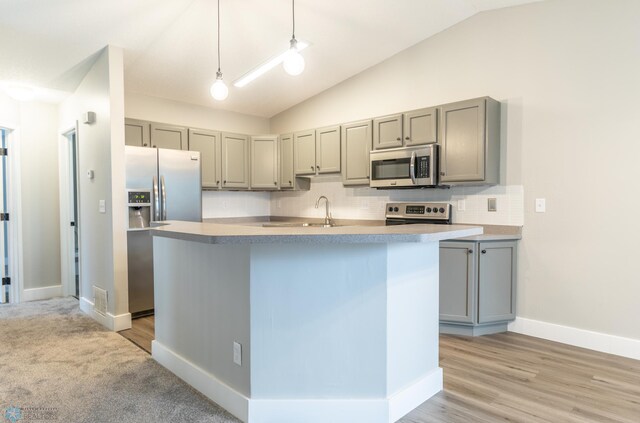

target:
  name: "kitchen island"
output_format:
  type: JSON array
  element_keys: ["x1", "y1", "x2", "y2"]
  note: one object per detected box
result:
[{"x1": 150, "y1": 221, "x2": 482, "y2": 423}]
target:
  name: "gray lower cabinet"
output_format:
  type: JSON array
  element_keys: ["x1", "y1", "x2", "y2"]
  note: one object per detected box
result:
[
  {"x1": 439, "y1": 97, "x2": 500, "y2": 185},
  {"x1": 221, "y1": 132, "x2": 250, "y2": 189},
  {"x1": 125, "y1": 118, "x2": 150, "y2": 147},
  {"x1": 439, "y1": 240, "x2": 517, "y2": 336},
  {"x1": 341, "y1": 120, "x2": 372, "y2": 186},
  {"x1": 188, "y1": 128, "x2": 221, "y2": 189},
  {"x1": 250, "y1": 135, "x2": 278, "y2": 190},
  {"x1": 150, "y1": 123, "x2": 188, "y2": 150}
]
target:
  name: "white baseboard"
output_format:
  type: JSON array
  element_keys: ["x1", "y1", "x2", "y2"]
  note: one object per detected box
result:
[
  {"x1": 22, "y1": 285, "x2": 62, "y2": 302},
  {"x1": 152, "y1": 340, "x2": 442, "y2": 423},
  {"x1": 508, "y1": 317, "x2": 640, "y2": 361},
  {"x1": 152, "y1": 340, "x2": 249, "y2": 422},
  {"x1": 79, "y1": 296, "x2": 132, "y2": 332}
]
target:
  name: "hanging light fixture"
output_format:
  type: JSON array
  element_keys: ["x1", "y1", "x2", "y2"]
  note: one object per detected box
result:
[
  {"x1": 210, "y1": 0, "x2": 228, "y2": 101},
  {"x1": 283, "y1": 0, "x2": 305, "y2": 76}
]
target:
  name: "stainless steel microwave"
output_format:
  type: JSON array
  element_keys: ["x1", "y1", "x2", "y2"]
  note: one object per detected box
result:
[{"x1": 369, "y1": 145, "x2": 439, "y2": 188}]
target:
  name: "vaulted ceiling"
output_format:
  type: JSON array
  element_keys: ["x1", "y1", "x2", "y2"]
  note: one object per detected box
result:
[{"x1": 0, "y1": 0, "x2": 542, "y2": 117}]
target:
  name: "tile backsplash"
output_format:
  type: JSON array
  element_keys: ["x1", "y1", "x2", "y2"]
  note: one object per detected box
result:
[{"x1": 270, "y1": 176, "x2": 524, "y2": 225}]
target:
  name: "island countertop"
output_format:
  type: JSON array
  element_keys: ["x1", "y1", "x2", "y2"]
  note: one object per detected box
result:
[{"x1": 150, "y1": 220, "x2": 483, "y2": 244}]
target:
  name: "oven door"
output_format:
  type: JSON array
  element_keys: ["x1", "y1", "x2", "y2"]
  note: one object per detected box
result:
[{"x1": 369, "y1": 145, "x2": 437, "y2": 188}]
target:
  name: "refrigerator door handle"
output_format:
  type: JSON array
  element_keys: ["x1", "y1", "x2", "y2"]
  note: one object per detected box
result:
[
  {"x1": 153, "y1": 176, "x2": 160, "y2": 221},
  {"x1": 161, "y1": 175, "x2": 167, "y2": 220}
]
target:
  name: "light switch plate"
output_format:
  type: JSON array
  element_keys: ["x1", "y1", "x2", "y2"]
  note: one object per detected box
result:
[
  {"x1": 98, "y1": 200, "x2": 106, "y2": 214},
  {"x1": 535, "y1": 198, "x2": 546, "y2": 213},
  {"x1": 457, "y1": 199, "x2": 466, "y2": 212},
  {"x1": 233, "y1": 341, "x2": 242, "y2": 366},
  {"x1": 488, "y1": 198, "x2": 497, "y2": 212}
]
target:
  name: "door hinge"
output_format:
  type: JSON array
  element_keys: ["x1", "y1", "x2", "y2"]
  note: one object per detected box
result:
[
  {"x1": 0, "y1": 213, "x2": 9, "y2": 221},
  {"x1": 0, "y1": 148, "x2": 7, "y2": 156},
  {"x1": 2, "y1": 277, "x2": 10, "y2": 286}
]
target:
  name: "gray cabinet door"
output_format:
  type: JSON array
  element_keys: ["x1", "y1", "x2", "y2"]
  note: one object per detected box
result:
[
  {"x1": 125, "y1": 118, "x2": 150, "y2": 147},
  {"x1": 404, "y1": 107, "x2": 438, "y2": 146},
  {"x1": 341, "y1": 120, "x2": 372, "y2": 186},
  {"x1": 150, "y1": 123, "x2": 188, "y2": 150},
  {"x1": 294, "y1": 130, "x2": 316, "y2": 175},
  {"x1": 478, "y1": 241, "x2": 517, "y2": 324},
  {"x1": 439, "y1": 242, "x2": 476, "y2": 324},
  {"x1": 221, "y1": 132, "x2": 250, "y2": 189},
  {"x1": 250, "y1": 136, "x2": 278, "y2": 190},
  {"x1": 440, "y1": 98, "x2": 485, "y2": 182},
  {"x1": 315, "y1": 125, "x2": 341, "y2": 174},
  {"x1": 279, "y1": 133, "x2": 295, "y2": 189},
  {"x1": 188, "y1": 128, "x2": 221, "y2": 189},
  {"x1": 373, "y1": 113, "x2": 403, "y2": 150}
]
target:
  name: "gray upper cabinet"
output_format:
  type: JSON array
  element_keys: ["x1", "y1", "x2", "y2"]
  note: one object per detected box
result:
[
  {"x1": 221, "y1": 132, "x2": 250, "y2": 189},
  {"x1": 188, "y1": 128, "x2": 221, "y2": 189},
  {"x1": 439, "y1": 239, "x2": 517, "y2": 336},
  {"x1": 341, "y1": 120, "x2": 372, "y2": 186},
  {"x1": 315, "y1": 125, "x2": 341, "y2": 174},
  {"x1": 403, "y1": 107, "x2": 438, "y2": 146},
  {"x1": 373, "y1": 113, "x2": 403, "y2": 150},
  {"x1": 279, "y1": 133, "x2": 294, "y2": 189},
  {"x1": 125, "y1": 118, "x2": 150, "y2": 147},
  {"x1": 250, "y1": 135, "x2": 279, "y2": 190},
  {"x1": 150, "y1": 123, "x2": 188, "y2": 150},
  {"x1": 439, "y1": 97, "x2": 500, "y2": 185},
  {"x1": 294, "y1": 130, "x2": 316, "y2": 175}
]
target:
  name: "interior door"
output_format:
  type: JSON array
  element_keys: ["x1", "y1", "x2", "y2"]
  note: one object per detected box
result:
[{"x1": 66, "y1": 130, "x2": 80, "y2": 298}]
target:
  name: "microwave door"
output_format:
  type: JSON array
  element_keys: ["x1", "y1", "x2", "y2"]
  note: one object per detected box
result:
[{"x1": 371, "y1": 156, "x2": 413, "y2": 187}]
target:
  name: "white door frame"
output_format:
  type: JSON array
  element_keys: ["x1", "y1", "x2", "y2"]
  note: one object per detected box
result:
[
  {"x1": 59, "y1": 124, "x2": 82, "y2": 298},
  {"x1": 0, "y1": 123, "x2": 23, "y2": 304}
]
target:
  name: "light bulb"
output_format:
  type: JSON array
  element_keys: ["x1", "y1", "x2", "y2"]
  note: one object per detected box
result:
[
  {"x1": 283, "y1": 39, "x2": 305, "y2": 76},
  {"x1": 210, "y1": 73, "x2": 228, "y2": 101}
]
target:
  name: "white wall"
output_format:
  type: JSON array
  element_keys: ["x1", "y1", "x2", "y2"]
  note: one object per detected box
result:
[
  {"x1": 124, "y1": 93, "x2": 271, "y2": 218},
  {"x1": 18, "y1": 102, "x2": 61, "y2": 290},
  {"x1": 271, "y1": 0, "x2": 640, "y2": 341},
  {"x1": 59, "y1": 46, "x2": 129, "y2": 323}
]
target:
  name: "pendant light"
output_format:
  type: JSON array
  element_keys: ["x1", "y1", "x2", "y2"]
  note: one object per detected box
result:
[
  {"x1": 283, "y1": 0, "x2": 305, "y2": 76},
  {"x1": 210, "y1": 0, "x2": 228, "y2": 100}
]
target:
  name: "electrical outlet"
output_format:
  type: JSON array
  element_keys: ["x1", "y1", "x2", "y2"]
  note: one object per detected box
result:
[
  {"x1": 535, "y1": 198, "x2": 546, "y2": 213},
  {"x1": 488, "y1": 198, "x2": 497, "y2": 212},
  {"x1": 457, "y1": 199, "x2": 466, "y2": 212},
  {"x1": 233, "y1": 342, "x2": 242, "y2": 366}
]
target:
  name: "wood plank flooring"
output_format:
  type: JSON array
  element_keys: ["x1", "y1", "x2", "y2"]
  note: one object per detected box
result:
[{"x1": 118, "y1": 319, "x2": 640, "y2": 422}]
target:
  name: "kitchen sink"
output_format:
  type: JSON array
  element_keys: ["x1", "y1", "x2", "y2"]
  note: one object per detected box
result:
[{"x1": 262, "y1": 222, "x2": 341, "y2": 228}]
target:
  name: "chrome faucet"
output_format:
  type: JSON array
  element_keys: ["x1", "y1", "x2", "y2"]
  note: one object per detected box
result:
[{"x1": 315, "y1": 195, "x2": 334, "y2": 226}]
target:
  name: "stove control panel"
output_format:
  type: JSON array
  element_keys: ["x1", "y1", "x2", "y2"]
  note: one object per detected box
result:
[{"x1": 385, "y1": 202, "x2": 452, "y2": 221}]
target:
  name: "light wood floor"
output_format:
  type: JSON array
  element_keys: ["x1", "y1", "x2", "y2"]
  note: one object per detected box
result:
[{"x1": 119, "y1": 318, "x2": 640, "y2": 422}]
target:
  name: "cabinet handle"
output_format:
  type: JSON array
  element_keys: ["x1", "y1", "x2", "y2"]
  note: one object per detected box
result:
[
  {"x1": 396, "y1": 137, "x2": 401, "y2": 141},
  {"x1": 310, "y1": 166, "x2": 314, "y2": 170},
  {"x1": 317, "y1": 166, "x2": 320, "y2": 170},
  {"x1": 289, "y1": 180, "x2": 292, "y2": 185},
  {"x1": 481, "y1": 250, "x2": 487, "y2": 254},
  {"x1": 216, "y1": 180, "x2": 220, "y2": 185},
  {"x1": 152, "y1": 145, "x2": 156, "y2": 148},
  {"x1": 440, "y1": 171, "x2": 445, "y2": 176},
  {"x1": 468, "y1": 249, "x2": 473, "y2": 254},
  {"x1": 143, "y1": 143, "x2": 148, "y2": 146},
  {"x1": 405, "y1": 137, "x2": 409, "y2": 141},
  {"x1": 223, "y1": 180, "x2": 226, "y2": 184},
  {"x1": 274, "y1": 181, "x2": 277, "y2": 185}
]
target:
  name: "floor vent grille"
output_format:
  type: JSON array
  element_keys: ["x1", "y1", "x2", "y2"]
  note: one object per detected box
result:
[{"x1": 93, "y1": 286, "x2": 108, "y2": 316}]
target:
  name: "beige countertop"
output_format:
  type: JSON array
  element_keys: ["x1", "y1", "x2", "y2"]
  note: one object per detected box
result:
[{"x1": 151, "y1": 220, "x2": 483, "y2": 245}]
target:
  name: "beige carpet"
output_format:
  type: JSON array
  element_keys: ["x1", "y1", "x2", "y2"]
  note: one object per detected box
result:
[{"x1": 0, "y1": 297, "x2": 240, "y2": 422}]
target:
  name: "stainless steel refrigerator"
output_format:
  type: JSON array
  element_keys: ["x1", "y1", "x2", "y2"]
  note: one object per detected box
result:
[{"x1": 125, "y1": 146, "x2": 202, "y2": 316}]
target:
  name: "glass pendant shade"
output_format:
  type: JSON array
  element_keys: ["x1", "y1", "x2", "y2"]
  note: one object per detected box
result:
[
  {"x1": 211, "y1": 73, "x2": 228, "y2": 101},
  {"x1": 283, "y1": 39, "x2": 305, "y2": 76}
]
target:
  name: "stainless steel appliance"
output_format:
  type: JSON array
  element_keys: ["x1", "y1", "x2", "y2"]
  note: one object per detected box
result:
[
  {"x1": 385, "y1": 202, "x2": 452, "y2": 225},
  {"x1": 370, "y1": 145, "x2": 439, "y2": 188},
  {"x1": 126, "y1": 146, "x2": 202, "y2": 317}
]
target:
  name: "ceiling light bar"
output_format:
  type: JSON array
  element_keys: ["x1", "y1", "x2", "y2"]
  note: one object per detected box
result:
[{"x1": 233, "y1": 41, "x2": 308, "y2": 88}]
